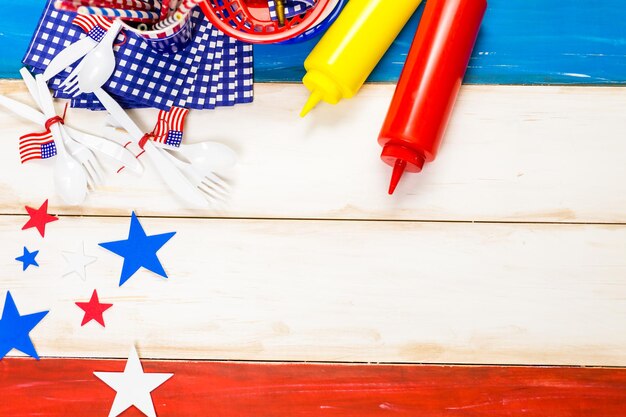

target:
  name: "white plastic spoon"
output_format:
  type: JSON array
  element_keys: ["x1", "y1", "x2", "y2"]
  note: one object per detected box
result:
[
  {"x1": 70, "y1": 20, "x2": 123, "y2": 95},
  {"x1": 36, "y1": 75, "x2": 88, "y2": 205}
]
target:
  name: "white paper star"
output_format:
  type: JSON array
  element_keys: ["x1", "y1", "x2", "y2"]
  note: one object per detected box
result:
[
  {"x1": 95, "y1": 346, "x2": 173, "y2": 417},
  {"x1": 62, "y1": 242, "x2": 97, "y2": 281}
]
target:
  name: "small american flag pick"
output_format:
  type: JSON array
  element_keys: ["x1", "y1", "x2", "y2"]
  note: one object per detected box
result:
[
  {"x1": 72, "y1": 15, "x2": 114, "y2": 41},
  {"x1": 19, "y1": 131, "x2": 57, "y2": 164},
  {"x1": 18, "y1": 104, "x2": 67, "y2": 164},
  {"x1": 149, "y1": 106, "x2": 189, "y2": 148}
]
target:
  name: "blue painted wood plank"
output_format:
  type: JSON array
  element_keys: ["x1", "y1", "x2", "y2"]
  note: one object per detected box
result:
[
  {"x1": 256, "y1": 0, "x2": 626, "y2": 84},
  {"x1": 1, "y1": 0, "x2": 625, "y2": 84},
  {"x1": 0, "y1": 2, "x2": 43, "y2": 79}
]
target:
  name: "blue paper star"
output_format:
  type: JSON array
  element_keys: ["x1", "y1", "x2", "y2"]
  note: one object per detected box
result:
[
  {"x1": 99, "y1": 212, "x2": 176, "y2": 286},
  {"x1": 0, "y1": 291, "x2": 49, "y2": 360},
  {"x1": 16, "y1": 247, "x2": 39, "y2": 271}
]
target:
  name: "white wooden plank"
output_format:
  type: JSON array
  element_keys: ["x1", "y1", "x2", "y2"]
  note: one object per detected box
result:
[
  {"x1": 0, "y1": 81, "x2": 625, "y2": 222},
  {"x1": 3, "y1": 215, "x2": 625, "y2": 366}
]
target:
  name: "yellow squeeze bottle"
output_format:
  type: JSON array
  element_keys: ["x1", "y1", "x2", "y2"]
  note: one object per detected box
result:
[{"x1": 300, "y1": 0, "x2": 424, "y2": 117}]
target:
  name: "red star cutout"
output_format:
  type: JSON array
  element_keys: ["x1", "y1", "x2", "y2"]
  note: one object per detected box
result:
[
  {"x1": 22, "y1": 200, "x2": 59, "y2": 237},
  {"x1": 75, "y1": 290, "x2": 113, "y2": 327}
]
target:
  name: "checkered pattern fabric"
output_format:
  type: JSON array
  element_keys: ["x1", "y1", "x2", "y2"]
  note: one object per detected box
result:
[
  {"x1": 184, "y1": 26, "x2": 219, "y2": 110},
  {"x1": 268, "y1": 0, "x2": 316, "y2": 20},
  {"x1": 23, "y1": 1, "x2": 254, "y2": 111},
  {"x1": 174, "y1": 17, "x2": 217, "y2": 109}
]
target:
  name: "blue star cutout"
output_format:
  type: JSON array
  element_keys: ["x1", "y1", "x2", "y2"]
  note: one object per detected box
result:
[
  {"x1": 0, "y1": 291, "x2": 49, "y2": 360},
  {"x1": 16, "y1": 247, "x2": 39, "y2": 271},
  {"x1": 99, "y1": 212, "x2": 176, "y2": 286}
]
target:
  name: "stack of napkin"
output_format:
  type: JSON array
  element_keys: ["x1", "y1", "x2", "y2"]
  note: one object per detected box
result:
[{"x1": 23, "y1": 0, "x2": 254, "y2": 111}]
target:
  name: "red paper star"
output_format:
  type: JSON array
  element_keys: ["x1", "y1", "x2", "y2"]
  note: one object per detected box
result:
[
  {"x1": 22, "y1": 200, "x2": 59, "y2": 237},
  {"x1": 75, "y1": 290, "x2": 113, "y2": 327}
]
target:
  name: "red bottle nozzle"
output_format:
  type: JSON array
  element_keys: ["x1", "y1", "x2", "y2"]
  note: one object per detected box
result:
[
  {"x1": 388, "y1": 159, "x2": 406, "y2": 195},
  {"x1": 381, "y1": 143, "x2": 425, "y2": 195}
]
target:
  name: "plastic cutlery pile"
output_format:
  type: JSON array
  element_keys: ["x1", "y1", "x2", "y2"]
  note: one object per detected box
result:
[{"x1": 0, "y1": 63, "x2": 236, "y2": 206}]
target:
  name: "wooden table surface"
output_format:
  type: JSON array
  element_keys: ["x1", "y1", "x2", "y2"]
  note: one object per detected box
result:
[{"x1": 1, "y1": 1, "x2": 626, "y2": 416}]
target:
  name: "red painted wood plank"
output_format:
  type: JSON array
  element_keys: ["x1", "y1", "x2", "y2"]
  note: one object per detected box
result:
[{"x1": 1, "y1": 359, "x2": 625, "y2": 416}]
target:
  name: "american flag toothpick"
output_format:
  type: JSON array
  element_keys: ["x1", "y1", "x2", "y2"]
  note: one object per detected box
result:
[{"x1": 19, "y1": 131, "x2": 57, "y2": 164}]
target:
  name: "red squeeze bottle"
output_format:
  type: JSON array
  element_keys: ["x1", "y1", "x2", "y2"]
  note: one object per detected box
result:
[{"x1": 378, "y1": 0, "x2": 487, "y2": 194}]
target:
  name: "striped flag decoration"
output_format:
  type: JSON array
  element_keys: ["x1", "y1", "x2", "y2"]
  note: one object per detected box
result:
[
  {"x1": 137, "y1": 106, "x2": 190, "y2": 153},
  {"x1": 72, "y1": 14, "x2": 114, "y2": 42},
  {"x1": 73, "y1": 14, "x2": 114, "y2": 31},
  {"x1": 19, "y1": 131, "x2": 57, "y2": 164},
  {"x1": 150, "y1": 107, "x2": 189, "y2": 147}
]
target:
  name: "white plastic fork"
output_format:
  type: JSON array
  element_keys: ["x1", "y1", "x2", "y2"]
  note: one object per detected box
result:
[
  {"x1": 58, "y1": 59, "x2": 85, "y2": 93},
  {"x1": 62, "y1": 129, "x2": 105, "y2": 190},
  {"x1": 166, "y1": 153, "x2": 230, "y2": 203}
]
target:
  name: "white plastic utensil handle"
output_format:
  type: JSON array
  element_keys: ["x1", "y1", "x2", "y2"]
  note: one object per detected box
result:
[
  {"x1": 20, "y1": 68, "x2": 43, "y2": 109},
  {"x1": 0, "y1": 94, "x2": 46, "y2": 125},
  {"x1": 67, "y1": 127, "x2": 144, "y2": 175},
  {"x1": 93, "y1": 88, "x2": 144, "y2": 140},
  {"x1": 100, "y1": 126, "x2": 146, "y2": 157},
  {"x1": 35, "y1": 75, "x2": 67, "y2": 154}
]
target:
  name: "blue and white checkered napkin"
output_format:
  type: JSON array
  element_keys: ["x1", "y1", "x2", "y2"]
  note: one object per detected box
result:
[
  {"x1": 23, "y1": 0, "x2": 253, "y2": 111},
  {"x1": 268, "y1": 0, "x2": 316, "y2": 20}
]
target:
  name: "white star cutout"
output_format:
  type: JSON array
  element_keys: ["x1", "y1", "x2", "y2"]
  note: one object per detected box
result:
[
  {"x1": 94, "y1": 346, "x2": 173, "y2": 417},
  {"x1": 62, "y1": 242, "x2": 97, "y2": 281}
]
